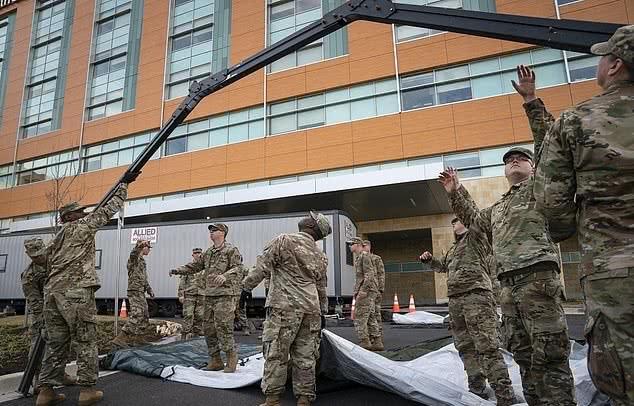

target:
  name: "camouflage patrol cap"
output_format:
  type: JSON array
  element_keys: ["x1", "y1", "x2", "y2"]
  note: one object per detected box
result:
[
  {"x1": 135, "y1": 239, "x2": 151, "y2": 249},
  {"x1": 309, "y1": 210, "x2": 332, "y2": 238},
  {"x1": 208, "y1": 223, "x2": 228, "y2": 235},
  {"x1": 192, "y1": 247, "x2": 203, "y2": 254},
  {"x1": 590, "y1": 24, "x2": 634, "y2": 65},
  {"x1": 362, "y1": 239, "x2": 371, "y2": 246},
  {"x1": 502, "y1": 147, "x2": 533, "y2": 164},
  {"x1": 59, "y1": 201, "x2": 86, "y2": 218},
  {"x1": 346, "y1": 236, "x2": 364, "y2": 245},
  {"x1": 24, "y1": 237, "x2": 46, "y2": 257}
]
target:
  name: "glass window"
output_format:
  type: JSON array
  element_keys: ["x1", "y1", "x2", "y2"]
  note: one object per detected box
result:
[
  {"x1": 394, "y1": 0, "x2": 461, "y2": 42},
  {"x1": 15, "y1": 149, "x2": 79, "y2": 186},
  {"x1": 568, "y1": 54, "x2": 599, "y2": 82}
]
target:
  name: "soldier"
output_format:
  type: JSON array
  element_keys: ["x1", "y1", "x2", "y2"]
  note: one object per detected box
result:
[
  {"x1": 347, "y1": 237, "x2": 380, "y2": 351},
  {"x1": 528, "y1": 25, "x2": 634, "y2": 405},
  {"x1": 361, "y1": 239, "x2": 385, "y2": 351},
  {"x1": 419, "y1": 218, "x2": 514, "y2": 404},
  {"x1": 21, "y1": 238, "x2": 75, "y2": 392},
  {"x1": 178, "y1": 247, "x2": 205, "y2": 339},
  {"x1": 169, "y1": 223, "x2": 243, "y2": 373},
  {"x1": 439, "y1": 152, "x2": 576, "y2": 403},
  {"x1": 112, "y1": 240, "x2": 154, "y2": 346},
  {"x1": 235, "y1": 282, "x2": 252, "y2": 336},
  {"x1": 242, "y1": 211, "x2": 331, "y2": 406},
  {"x1": 36, "y1": 180, "x2": 131, "y2": 406}
]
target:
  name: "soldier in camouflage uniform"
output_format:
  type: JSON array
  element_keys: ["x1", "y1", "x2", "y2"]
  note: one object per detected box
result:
[
  {"x1": 420, "y1": 218, "x2": 515, "y2": 405},
  {"x1": 114, "y1": 240, "x2": 154, "y2": 344},
  {"x1": 37, "y1": 181, "x2": 130, "y2": 406},
  {"x1": 170, "y1": 223, "x2": 244, "y2": 373},
  {"x1": 439, "y1": 64, "x2": 576, "y2": 404},
  {"x1": 362, "y1": 239, "x2": 385, "y2": 351},
  {"x1": 235, "y1": 278, "x2": 252, "y2": 335},
  {"x1": 347, "y1": 237, "x2": 380, "y2": 351},
  {"x1": 178, "y1": 247, "x2": 205, "y2": 339},
  {"x1": 528, "y1": 26, "x2": 634, "y2": 405},
  {"x1": 243, "y1": 211, "x2": 331, "y2": 406}
]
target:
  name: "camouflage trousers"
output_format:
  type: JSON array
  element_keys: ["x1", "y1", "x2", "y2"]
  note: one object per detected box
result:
[
  {"x1": 24, "y1": 292, "x2": 45, "y2": 384},
  {"x1": 182, "y1": 293, "x2": 204, "y2": 336},
  {"x1": 261, "y1": 308, "x2": 321, "y2": 400},
  {"x1": 354, "y1": 291, "x2": 380, "y2": 342},
  {"x1": 373, "y1": 292, "x2": 383, "y2": 339},
  {"x1": 204, "y1": 295, "x2": 236, "y2": 354},
  {"x1": 449, "y1": 289, "x2": 514, "y2": 404},
  {"x1": 500, "y1": 264, "x2": 576, "y2": 406},
  {"x1": 121, "y1": 290, "x2": 149, "y2": 335},
  {"x1": 234, "y1": 296, "x2": 250, "y2": 332},
  {"x1": 582, "y1": 272, "x2": 634, "y2": 406},
  {"x1": 39, "y1": 288, "x2": 98, "y2": 387}
]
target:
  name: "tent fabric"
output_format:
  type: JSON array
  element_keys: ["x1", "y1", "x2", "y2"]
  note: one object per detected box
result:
[
  {"x1": 392, "y1": 311, "x2": 447, "y2": 325},
  {"x1": 103, "y1": 332, "x2": 607, "y2": 406}
]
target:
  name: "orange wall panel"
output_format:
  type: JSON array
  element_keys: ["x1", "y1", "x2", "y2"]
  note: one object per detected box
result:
[
  {"x1": 351, "y1": 115, "x2": 401, "y2": 143},
  {"x1": 227, "y1": 139, "x2": 265, "y2": 163},
  {"x1": 265, "y1": 151, "x2": 307, "y2": 178},
  {"x1": 306, "y1": 123, "x2": 353, "y2": 150},
  {"x1": 402, "y1": 126, "x2": 458, "y2": 158},
  {"x1": 570, "y1": 80, "x2": 600, "y2": 104},
  {"x1": 265, "y1": 132, "x2": 307, "y2": 157},
  {"x1": 455, "y1": 118, "x2": 516, "y2": 150},
  {"x1": 353, "y1": 135, "x2": 403, "y2": 165},
  {"x1": 225, "y1": 157, "x2": 265, "y2": 183},
  {"x1": 560, "y1": 0, "x2": 630, "y2": 24},
  {"x1": 306, "y1": 143, "x2": 353, "y2": 172},
  {"x1": 400, "y1": 105, "x2": 455, "y2": 134},
  {"x1": 190, "y1": 165, "x2": 227, "y2": 189},
  {"x1": 190, "y1": 147, "x2": 228, "y2": 170},
  {"x1": 397, "y1": 36, "x2": 448, "y2": 75}
]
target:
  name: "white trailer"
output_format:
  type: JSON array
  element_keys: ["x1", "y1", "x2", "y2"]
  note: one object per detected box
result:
[{"x1": 0, "y1": 211, "x2": 357, "y2": 316}]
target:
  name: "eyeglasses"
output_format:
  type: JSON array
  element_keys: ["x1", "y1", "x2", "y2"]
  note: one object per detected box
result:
[{"x1": 504, "y1": 154, "x2": 531, "y2": 165}]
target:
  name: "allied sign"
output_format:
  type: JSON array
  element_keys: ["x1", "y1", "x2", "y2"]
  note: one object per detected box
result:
[
  {"x1": 0, "y1": 0, "x2": 20, "y2": 9},
  {"x1": 130, "y1": 227, "x2": 158, "y2": 244}
]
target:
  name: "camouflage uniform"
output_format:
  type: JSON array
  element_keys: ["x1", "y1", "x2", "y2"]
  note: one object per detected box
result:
[
  {"x1": 234, "y1": 265, "x2": 250, "y2": 333},
  {"x1": 352, "y1": 249, "x2": 379, "y2": 344},
  {"x1": 530, "y1": 26, "x2": 634, "y2": 404},
  {"x1": 178, "y1": 271, "x2": 205, "y2": 337},
  {"x1": 369, "y1": 250, "x2": 385, "y2": 340},
  {"x1": 425, "y1": 229, "x2": 514, "y2": 404},
  {"x1": 172, "y1": 241, "x2": 243, "y2": 357},
  {"x1": 122, "y1": 241, "x2": 153, "y2": 336},
  {"x1": 243, "y1": 230, "x2": 328, "y2": 402},
  {"x1": 450, "y1": 160, "x2": 576, "y2": 403},
  {"x1": 21, "y1": 238, "x2": 48, "y2": 355},
  {"x1": 39, "y1": 184, "x2": 127, "y2": 388}
]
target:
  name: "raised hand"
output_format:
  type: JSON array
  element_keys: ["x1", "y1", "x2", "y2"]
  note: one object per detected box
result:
[
  {"x1": 438, "y1": 167, "x2": 460, "y2": 193},
  {"x1": 419, "y1": 251, "x2": 433, "y2": 262},
  {"x1": 511, "y1": 64, "x2": 536, "y2": 103}
]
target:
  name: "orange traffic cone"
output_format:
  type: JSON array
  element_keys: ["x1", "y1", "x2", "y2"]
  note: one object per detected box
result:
[
  {"x1": 408, "y1": 294, "x2": 416, "y2": 313},
  {"x1": 392, "y1": 293, "x2": 400, "y2": 313},
  {"x1": 350, "y1": 297, "x2": 356, "y2": 320},
  {"x1": 119, "y1": 299, "x2": 128, "y2": 318}
]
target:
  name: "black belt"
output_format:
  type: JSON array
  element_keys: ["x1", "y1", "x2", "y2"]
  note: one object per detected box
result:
[{"x1": 500, "y1": 269, "x2": 558, "y2": 287}]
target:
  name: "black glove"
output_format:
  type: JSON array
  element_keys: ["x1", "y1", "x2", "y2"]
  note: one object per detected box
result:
[
  {"x1": 121, "y1": 170, "x2": 142, "y2": 184},
  {"x1": 321, "y1": 315, "x2": 326, "y2": 330},
  {"x1": 239, "y1": 289, "x2": 251, "y2": 308}
]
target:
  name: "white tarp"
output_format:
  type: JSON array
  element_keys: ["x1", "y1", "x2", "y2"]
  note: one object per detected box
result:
[{"x1": 392, "y1": 311, "x2": 447, "y2": 325}]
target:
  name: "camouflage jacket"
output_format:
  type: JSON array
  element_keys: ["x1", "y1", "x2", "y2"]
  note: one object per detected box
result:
[
  {"x1": 178, "y1": 272, "x2": 205, "y2": 297},
  {"x1": 243, "y1": 232, "x2": 328, "y2": 314},
  {"x1": 172, "y1": 241, "x2": 243, "y2": 297},
  {"x1": 531, "y1": 82, "x2": 634, "y2": 279},
  {"x1": 21, "y1": 262, "x2": 47, "y2": 311},
  {"x1": 353, "y1": 251, "x2": 378, "y2": 295},
  {"x1": 45, "y1": 184, "x2": 127, "y2": 293},
  {"x1": 370, "y1": 253, "x2": 385, "y2": 293},
  {"x1": 127, "y1": 245, "x2": 152, "y2": 293},
  {"x1": 427, "y1": 231, "x2": 493, "y2": 297}
]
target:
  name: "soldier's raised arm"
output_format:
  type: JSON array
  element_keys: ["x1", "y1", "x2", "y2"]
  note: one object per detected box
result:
[
  {"x1": 420, "y1": 250, "x2": 449, "y2": 273},
  {"x1": 439, "y1": 168, "x2": 492, "y2": 236},
  {"x1": 170, "y1": 252, "x2": 205, "y2": 276},
  {"x1": 243, "y1": 238, "x2": 279, "y2": 291},
  {"x1": 533, "y1": 116, "x2": 578, "y2": 241},
  {"x1": 84, "y1": 183, "x2": 128, "y2": 232}
]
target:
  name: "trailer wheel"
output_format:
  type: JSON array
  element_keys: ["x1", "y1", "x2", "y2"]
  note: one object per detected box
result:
[
  {"x1": 147, "y1": 299, "x2": 159, "y2": 317},
  {"x1": 161, "y1": 301, "x2": 178, "y2": 318}
]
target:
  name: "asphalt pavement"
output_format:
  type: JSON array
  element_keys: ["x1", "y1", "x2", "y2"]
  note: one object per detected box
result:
[{"x1": 2, "y1": 314, "x2": 586, "y2": 406}]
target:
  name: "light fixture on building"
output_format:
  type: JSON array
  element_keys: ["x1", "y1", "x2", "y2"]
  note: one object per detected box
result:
[{"x1": 409, "y1": 198, "x2": 417, "y2": 207}]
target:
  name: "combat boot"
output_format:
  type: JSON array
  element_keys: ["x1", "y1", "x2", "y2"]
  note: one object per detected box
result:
[
  {"x1": 111, "y1": 331, "x2": 130, "y2": 348},
  {"x1": 63, "y1": 373, "x2": 77, "y2": 385},
  {"x1": 78, "y1": 387, "x2": 104, "y2": 406},
  {"x1": 223, "y1": 350, "x2": 238, "y2": 373},
  {"x1": 359, "y1": 339, "x2": 373, "y2": 350},
  {"x1": 370, "y1": 337, "x2": 384, "y2": 351},
  {"x1": 296, "y1": 395, "x2": 311, "y2": 405},
  {"x1": 206, "y1": 352, "x2": 224, "y2": 371},
  {"x1": 35, "y1": 386, "x2": 65, "y2": 406},
  {"x1": 258, "y1": 395, "x2": 281, "y2": 406}
]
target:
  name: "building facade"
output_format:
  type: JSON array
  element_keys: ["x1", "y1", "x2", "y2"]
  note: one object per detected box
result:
[{"x1": 0, "y1": 0, "x2": 630, "y2": 303}]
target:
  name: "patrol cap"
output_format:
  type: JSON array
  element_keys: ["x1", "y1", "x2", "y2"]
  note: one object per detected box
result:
[
  {"x1": 208, "y1": 223, "x2": 228, "y2": 235},
  {"x1": 346, "y1": 236, "x2": 364, "y2": 245},
  {"x1": 362, "y1": 239, "x2": 371, "y2": 246},
  {"x1": 502, "y1": 147, "x2": 533, "y2": 164},
  {"x1": 135, "y1": 239, "x2": 151, "y2": 249},
  {"x1": 309, "y1": 210, "x2": 332, "y2": 238},
  {"x1": 59, "y1": 201, "x2": 86, "y2": 218},
  {"x1": 192, "y1": 247, "x2": 203, "y2": 254},
  {"x1": 590, "y1": 24, "x2": 634, "y2": 65},
  {"x1": 451, "y1": 217, "x2": 460, "y2": 224},
  {"x1": 24, "y1": 237, "x2": 46, "y2": 258}
]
